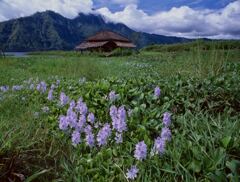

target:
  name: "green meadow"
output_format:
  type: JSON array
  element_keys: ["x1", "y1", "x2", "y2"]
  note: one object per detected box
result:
[{"x1": 0, "y1": 42, "x2": 240, "y2": 181}]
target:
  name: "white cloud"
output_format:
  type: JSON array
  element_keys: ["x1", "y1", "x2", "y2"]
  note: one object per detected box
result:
[
  {"x1": 0, "y1": 0, "x2": 93, "y2": 20},
  {"x1": 0, "y1": 0, "x2": 239, "y2": 39},
  {"x1": 97, "y1": 0, "x2": 240, "y2": 39}
]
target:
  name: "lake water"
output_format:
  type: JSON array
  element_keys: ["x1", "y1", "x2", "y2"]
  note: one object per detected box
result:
[{"x1": 5, "y1": 52, "x2": 29, "y2": 57}]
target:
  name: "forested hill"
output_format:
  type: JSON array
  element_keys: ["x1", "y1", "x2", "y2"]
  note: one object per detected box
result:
[{"x1": 0, "y1": 11, "x2": 190, "y2": 51}]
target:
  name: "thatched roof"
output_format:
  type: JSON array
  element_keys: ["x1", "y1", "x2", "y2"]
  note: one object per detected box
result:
[
  {"x1": 75, "y1": 31, "x2": 136, "y2": 50},
  {"x1": 76, "y1": 41, "x2": 108, "y2": 50},
  {"x1": 87, "y1": 31, "x2": 130, "y2": 42}
]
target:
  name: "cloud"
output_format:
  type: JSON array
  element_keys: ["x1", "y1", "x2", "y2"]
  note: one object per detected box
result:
[
  {"x1": 110, "y1": 0, "x2": 138, "y2": 5},
  {"x1": 0, "y1": 0, "x2": 239, "y2": 39},
  {"x1": 0, "y1": 0, "x2": 93, "y2": 21},
  {"x1": 97, "y1": 0, "x2": 240, "y2": 39}
]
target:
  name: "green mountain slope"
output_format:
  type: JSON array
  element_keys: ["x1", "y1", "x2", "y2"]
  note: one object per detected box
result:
[{"x1": 0, "y1": 11, "x2": 190, "y2": 51}]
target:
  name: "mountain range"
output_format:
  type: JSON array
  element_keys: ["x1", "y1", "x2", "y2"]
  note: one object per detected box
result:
[{"x1": 0, "y1": 11, "x2": 190, "y2": 51}]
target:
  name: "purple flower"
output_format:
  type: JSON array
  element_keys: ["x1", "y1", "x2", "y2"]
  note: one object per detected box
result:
[
  {"x1": 110, "y1": 105, "x2": 118, "y2": 119},
  {"x1": 59, "y1": 115, "x2": 69, "y2": 130},
  {"x1": 117, "y1": 106, "x2": 127, "y2": 132},
  {"x1": 87, "y1": 113, "x2": 95, "y2": 124},
  {"x1": 110, "y1": 105, "x2": 127, "y2": 133},
  {"x1": 97, "y1": 123, "x2": 112, "y2": 146},
  {"x1": 47, "y1": 89, "x2": 54, "y2": 101},
  {"x1": 67, "y1": 109, "x2": 78, "y2": 129},
  {"x1": 71, "y1": 130, "x2": 81, "y2": 146},
  {"x1": 126, "y1": 165, "x2": 139, "y2": 180},
  {"x1": 76, "y1": 115, "x2": 86, "y2": 131},
  {"x1": 109, "y1": 91, "x2": 118, "y2": 102},
  {"x1": 161, "y1": 127, "x2": 171, "y2": 141},
  {"x1": 153, "y1": 137, "x2": 166, "y2": 155},
  {"x1": 154, "y1": 86, "x2": 161, "y2": 97},
  {"x1": 115, "y1": 133, "x2": 123, "y2": 144},
  {"x1": 163, "y1": 112, "x2": 171, "y2": 127},
  {"x1": 84, "y1": 125, "x2": 92, "y2": 134},
  {"x1": 69, "y1": 100, "x2": 76, "y2": 108},
  {"x1": 134, "y1": 141, "x2": 147, "y2": 161},
  {"x1": 76, "y1": 99, "x2": 88, "y2": 115},
  {"x1": 12, "y1": 85, "x2": 23, "y2": 91},
  {"x1": 36, "y1": 81, "x2": 47, "y2": 93},
  {"x1": 84, "y1": 125, "x2": 95, "y2": 147},
  {"x1": 0, "y1": 86, "x2": 9, "y2": 92},
  {"x1": 60, "y1": 92, "x2": 69, "y2": 106}
]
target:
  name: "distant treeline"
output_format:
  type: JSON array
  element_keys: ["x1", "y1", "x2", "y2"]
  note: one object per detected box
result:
[{"x1": 142, "y1": 40, "x2": 240, "y2": 52}]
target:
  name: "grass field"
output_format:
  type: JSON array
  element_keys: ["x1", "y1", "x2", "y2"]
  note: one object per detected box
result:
[{"x1": 0, "y1": 45, "x2": 240, "y2": 181}]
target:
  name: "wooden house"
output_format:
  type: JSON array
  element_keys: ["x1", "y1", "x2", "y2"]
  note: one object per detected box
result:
[{"x1": 75, "y1": 31, "x2": 136, "y2": 52}]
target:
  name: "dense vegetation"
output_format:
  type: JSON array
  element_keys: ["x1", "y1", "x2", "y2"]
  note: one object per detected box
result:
[
  {"x1": 0, "y1": 11, "x2": 189, "y2": 51},
  {"x1": 0, "y1": 46, "x2": 239, "y2": 181},
  {"x1": 143, "y1": 40, "x2": 240, "y2": 52}
]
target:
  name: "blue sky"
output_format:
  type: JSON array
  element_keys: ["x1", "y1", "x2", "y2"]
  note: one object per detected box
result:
[
  {"x1": 0, "y1": 0, "x2": 239, "y2": 39},
  {"x1": 93, "y1": 0, "x2": 236, "y2": 13}
]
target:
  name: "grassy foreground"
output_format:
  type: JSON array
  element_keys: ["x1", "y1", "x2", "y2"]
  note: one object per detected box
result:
[{"x1": 0, "y1": 48, "x2": 240, "y2": 181}]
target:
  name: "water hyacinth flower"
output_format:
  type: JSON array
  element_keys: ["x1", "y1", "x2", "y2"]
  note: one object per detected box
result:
[
  {"x1": 67, "y1": 109, "x2": 78, "y2": 129},
  {"x1": 163, "y1": 112, "x2": 171, "y2": 127},
  {"x1": 84, "y1": 125, "x2": 92, "y2": 134},
  {"x1": 85, "y1": 131, "x2": 95, "y2": 148},
  {"x1": 126, "y1": 165, "x2": 139, "y2": 180},
  {"x1": 109, "y1": 91, "x2": 118, "y2": 102},
  {"x1": 0, "y1": 86, "x2": 9, "y2": 92},
  {"x1": 71, "y1": 130, "x2": 81, "y2": 146},
  {"x1": 47, "y1": 89, "x2": 54, "y2": 101},
  {"x1": 153, "y1": 137, "x2": 166, "y2": 155},
  {"x1": 12, "y1": 85, "x2": 23, "y2": 91},
  {"x1": 97, "y1": 123, "x2": 112, "y2": 146},
  {"x1": 76, "y1": 99, "x2": 88, "y2": 115},
  {"x1": 116, "y1": 106, "x2": 127, "y2": 132},
  {"x1": 110, "y1": 105, "x2": 127, "y2": 133},
  {"x1": 87, "y1": 113, "x2": 95, "y2": 124},
  {"x1": 160, "y1": 127, "x2": 171, "y2": 141},
  {"x1": 154, "y1": 86, "x2": 161, "y2": 97},
  {"x1": 110, "y1": 105, "x2": 118, "y2": 119},
  {"x1": 60, "y1": 92, "x2": 69, "y2": 106},
  {"x1": 76, "y1": 115, "x2": 86, "y2": 131},
  {"x1": 36, "y1": 81, "x2": 47, "y2": 93},
  {"x1": 84, "y1": 125, "x2": 95, "y2": 147},
  {"x1": 134, "y1": 141, "x2": 147, "y2": 161},
  {"x1": 69, "y1": 100, "x2": 76, "y2": 108},
  {"x1": 59, "y1": 115, "x2": 69, "y2": 131}
]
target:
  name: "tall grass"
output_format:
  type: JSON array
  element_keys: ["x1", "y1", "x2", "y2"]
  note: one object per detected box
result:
[{"x1": 0, "y1": 47, "x2": 239, "y2": 181}]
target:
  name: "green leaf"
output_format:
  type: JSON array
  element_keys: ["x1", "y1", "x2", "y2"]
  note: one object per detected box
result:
[
  {"x1": 226, "y1": 160, "x2": 240, "y2": 174},
  {"x1": 221, "y1": 136, "x2": 231, "y2": 149},
  {"x1": 188, "y1": 160, "x2": 201, "y2": 173},
  {"x1": 25, "y1": 169, "x2": 50, "y2": 182}
]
